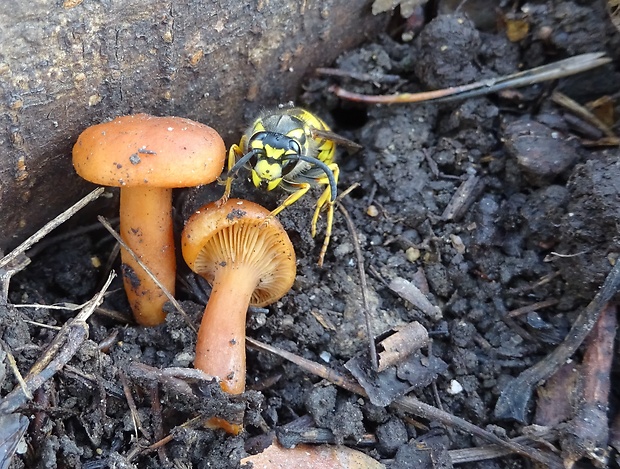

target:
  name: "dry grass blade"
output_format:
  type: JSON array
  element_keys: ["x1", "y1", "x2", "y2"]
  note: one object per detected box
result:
[
  {"x1": 609, "y1": 0, "x2": 620, "y2": 31},
  {"x1": 0, "y1": 339, "x2": 32, "y2": 400},
  {"x1": 0, "y1": 272, "x2": 114, "y2": 414},
  {"x1": 119, "y1": 371, "x2": 142, "y2": 440},
  {"x1": 336, "y1": 194, "x2": 378, "y2": 370},
  {"x1": 551, "y1": 91, "x2": 617, "y2": 139},
  {"x1": 332, "y1": 52, "x2": 611, "y2": 104},
  {"x1": 0, "y1": 187, "x2": 105, "y2": 271}
]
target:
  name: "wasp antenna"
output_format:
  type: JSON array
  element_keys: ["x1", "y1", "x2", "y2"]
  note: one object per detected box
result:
[
  {"x1": 296, "y1": 155, "x2": 338, "y2": 202},
  {"x1": 227, "y1": 150, "x2": 258, "y2": 178}
]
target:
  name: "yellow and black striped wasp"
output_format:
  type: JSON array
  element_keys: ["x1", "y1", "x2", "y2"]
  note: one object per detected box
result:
[{"x1": 220, "y1": 107, "x2": 361, "y2": 266}]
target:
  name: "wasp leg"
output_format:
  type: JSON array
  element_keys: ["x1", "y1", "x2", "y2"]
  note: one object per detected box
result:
[
  {"x1": 218, "y1": 144, "x2": 243, "y2": 205},
  {"x1": 261, "y1": 182, "x2": 311, "y2": 229},
  {"x1": 270, "y1": 183, "x2": 312, "y2": 218},
  {"x1": 311, "y1": 163, "x2": 339, "y2": 267}
]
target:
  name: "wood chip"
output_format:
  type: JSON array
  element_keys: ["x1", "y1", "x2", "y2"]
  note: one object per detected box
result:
[
  {"x1": 376, "y1": 321, "x2": 429, "y2": 372},
  {"x1": 388, "y1": 277, "x2": 442, "y2": 320}
]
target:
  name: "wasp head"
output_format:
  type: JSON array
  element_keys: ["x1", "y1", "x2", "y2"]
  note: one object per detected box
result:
[{"x1": 248, "y1": 131, "x2": 301, "y2": 191}]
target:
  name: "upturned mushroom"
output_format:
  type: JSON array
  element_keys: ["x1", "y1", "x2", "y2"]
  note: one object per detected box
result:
[
  {"x1": 73, "y1": 114, "x2": 225, "y2": 326},
  {"x1": 181, "y1": 198, "x2": 297, "y2": 394}
]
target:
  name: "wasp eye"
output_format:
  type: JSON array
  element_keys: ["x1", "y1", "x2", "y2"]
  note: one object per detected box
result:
[
  {"x1": 252, "y1": 131, "x2": 267, "y2": 142},
  {"x1": 249, "y1": 152, "x2": 259, "y2": 168},
  {"x1": 290, "y1": 140, "x2": 301, "y2": 154},
  {"x1": 281, "y1": 159, "x2": 296, "y2": 176}
]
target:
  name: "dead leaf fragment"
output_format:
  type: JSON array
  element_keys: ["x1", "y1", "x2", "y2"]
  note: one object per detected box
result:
[
  {"x1": 345, "y1": 350, "x2": 447, "y2": 407},
  {"x1": 586, "y1": 95, "x2": 616, "y2": 128},
  {"x1": 505, "y1": 17, "x2": 530, "y2": 42},
  {"x1": 63, "y1": 0, "x2": 83, "y2": 8},
  {"x1": 241, "y1": 440, "x2": 385, "y2": 469}
]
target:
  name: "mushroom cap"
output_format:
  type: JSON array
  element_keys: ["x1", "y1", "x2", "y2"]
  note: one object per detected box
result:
[
  {"x1": 182, "y1": 199, "x2": 297, "y2": 307},
  {"x1": 73, "y1": 114, "x2": 225, "y2": 188}
]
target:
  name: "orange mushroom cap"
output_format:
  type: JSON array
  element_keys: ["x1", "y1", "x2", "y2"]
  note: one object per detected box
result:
[
  {"x1": 182, "y1": 198, "x2": 297, "y2": 308},
  {"x1": 73, "y1": 113, "x2": 225, "y2": 187},
  {"x1": 72, "y1": 113, "x2": 225, "y2": 326}
]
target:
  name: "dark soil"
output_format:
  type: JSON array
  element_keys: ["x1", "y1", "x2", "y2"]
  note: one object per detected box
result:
[{"x1": 3, "y1": 1, "x2": 620, "y2": 468}]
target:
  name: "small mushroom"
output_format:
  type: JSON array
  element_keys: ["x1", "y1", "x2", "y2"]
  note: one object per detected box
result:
[
  {"x1": 73, "y1": 114, "x2": 225, "y2": 326},
  {"x1": 181, "y1": 198, "x2": 297, "y2": 394}
]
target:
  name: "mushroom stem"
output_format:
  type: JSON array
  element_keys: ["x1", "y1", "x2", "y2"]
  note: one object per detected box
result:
[
  {"x1": 120, "y1": 186, "x2": 176, "y2": 326},
  {"x1": 195, "y1": 264, "x2": 259, "y2": 394}
]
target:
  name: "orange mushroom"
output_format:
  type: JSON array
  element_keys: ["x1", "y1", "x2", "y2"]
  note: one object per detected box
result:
[
  {"x1": 181, "y1": 198, "x2": 297, "y2": 394},
  {"x1": 73, "y1": 114, "x2": 225, "y2": 326}
]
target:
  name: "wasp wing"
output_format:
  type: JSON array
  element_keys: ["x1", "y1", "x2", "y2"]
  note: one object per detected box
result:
[{"x1": 310, "y1": 128, "x2": 363, "y2": 153}]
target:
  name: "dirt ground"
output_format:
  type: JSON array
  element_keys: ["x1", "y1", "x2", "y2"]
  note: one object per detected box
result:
[{"x1": 2, "y1": 1, "x2": 620, "y2": 468}]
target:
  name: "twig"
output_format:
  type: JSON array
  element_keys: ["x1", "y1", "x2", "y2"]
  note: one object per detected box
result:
[
  {"x1": 125, "y1": 415, "x2": 207, "y2": 462},
  {"x1": 97, "y1": 215, "x2": 197, "y2": 333},
  {"x1": 94, "y1": 306, "x2": 132, "y2": 323},
  {"x1": 0, "y1": 187, "x2": 105, "y2": 270},
  {"x1": 440, "y1": 175, "x2": 484, "y2": 222},
  {"x1": 507, "y1": 298, "x2": 559, "y2": 318},
  {"x1": 336, "y1": 196, "x2": 378, "y2": 371},
  {"x1": 0, "y1": 339, "x2": 32, "y2": 400},
  {"x1": 316, "y1": 67, "x2": 403, "y2": 85},
  {"x1": 392, "y1": 396, "x2": 563, "y2": 468},
  {"x1": 507, "y1": 271, "x2": 561, "y2": 295},
  {"x1": 247, "y1": 337, "x2": 366, "y2": 395},
  {"x1": 119, "y1": 371, "x2": 142, "y2": 440},
  {"x1": 331, "y1": 53, "x2": 611, "y2": 104},
  {"x1": 25, "y1": 217, "x2": 119, "y2": 259},
  {"x1": 448, "y1": 428, "x2": 559, "y2": 464},
  {"x1": 494, "y1": 260, "x2": 620, "y2": 423},
  {"x1": 0, "y1": 255, "x2": 30, "y2": 303},
  {"x1": 246, "y1": 337, "x2": 564, "y2": 468},
  {"x1": 126, "y1": 362, "x2": 217, "y2": 396},
  {"x1": 561, "y1": 303, "x2": 616, "y2": 468},
  {"x1": 98, "y1": 241, "x2": 121, "y2": 291},
  {"x1": 63, "y1": 364, "x2": 124, "y2": 399},
  {"x1": 149, "y1": 385, "x2": 170, "y2": 466}
]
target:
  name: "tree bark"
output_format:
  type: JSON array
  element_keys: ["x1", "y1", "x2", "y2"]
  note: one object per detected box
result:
[{"x1": 0, "y1": 0, "x2": 385, "y2": 251}]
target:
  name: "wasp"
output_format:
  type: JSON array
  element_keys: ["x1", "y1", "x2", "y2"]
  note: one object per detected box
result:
[{"x1": 221, "y1": 107, "x2": 360, "y2": 266}]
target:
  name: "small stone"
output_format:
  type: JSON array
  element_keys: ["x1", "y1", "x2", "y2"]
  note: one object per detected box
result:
[
  {"x1": 366, "y1": 205, "x2": 379, "y2": 217},
  {"x1": 447, "y1": 379, "x2": 463, "y2": 395}
]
